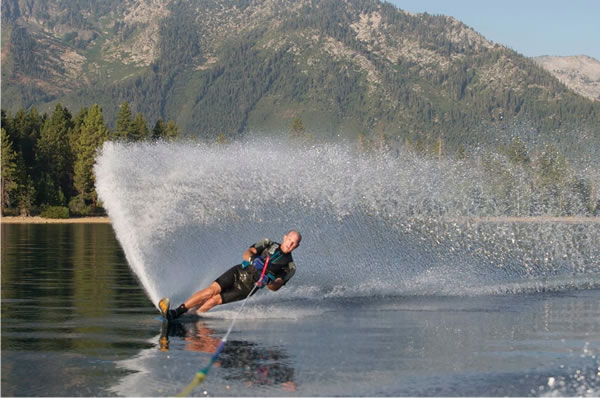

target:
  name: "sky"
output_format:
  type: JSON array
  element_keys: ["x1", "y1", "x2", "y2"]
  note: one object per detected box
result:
[{"x1": 388, "y1": 0, "x2": 600, "y2": 60}]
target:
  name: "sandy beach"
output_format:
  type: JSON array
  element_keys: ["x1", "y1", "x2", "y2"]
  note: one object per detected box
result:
[
  {"x1": 3, "y1": 215, "x2": 600, "y2": 225},
  {"x1": 1, "y1": 216, "x2": 111, "y2": 224}
]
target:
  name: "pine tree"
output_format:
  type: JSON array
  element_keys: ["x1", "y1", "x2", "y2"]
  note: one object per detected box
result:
[
  {"x1": 71, "y1": 104, "x2": 109, "y2": 215},
  {"x1": 165, "y1": 120, "x2": 180, "y2": 140},
  {"x1": 10, "y1": 108, "x2": 43, "y2": 178},
  {"x1": 1, "y1": 128, "x2": 19, "y2": 214},
  {"x1": 70, "y1": 107, "x2": 89, "y2": 154},
  {"x1": 534, "y1": 144, "x2": 570, "y2": 215},
  {"x1": 35, "y1": 104, "x2": 74, "y2": 205},
  {"x1": 114, "y1": 101, "x2": 133, "y2": 141},
  {"x1": 290, "y1": 118, "x2": 305, "y2": 137},
  {"x1": 15, "y1": 153, "x2": 36, "y2": 216},
  {"x1": 131, "y1": 113, "x2": 150, "y2": 141},
  {"x1": 152, "y1": 118, "x2": 167, "y2": 140},
  {"x1": 536, "y1": 144, "x2": 569, "y2": 187},
  {"x1": 507, "y1": 137, "x2": 530, "y2": 165},
  {"x1": 216, "y1": 131, "x2": 228, "y2": 144}
]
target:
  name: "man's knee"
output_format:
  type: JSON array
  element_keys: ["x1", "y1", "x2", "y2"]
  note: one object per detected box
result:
[
  {"x1": 199, "y1": 294, "x2": 222, "y2": 312},
  {"x1": 209, "y1": 281, "x2": 222, "y2": 294}
]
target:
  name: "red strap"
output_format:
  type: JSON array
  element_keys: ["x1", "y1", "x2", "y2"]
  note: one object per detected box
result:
[{"x1": 257, "y1": 255, "x2": 271, "y2": 286}]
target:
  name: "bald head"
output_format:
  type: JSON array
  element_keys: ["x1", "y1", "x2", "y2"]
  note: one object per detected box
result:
[{"x1": 280, "y1": 229, "x2": 301, "y2": 253}]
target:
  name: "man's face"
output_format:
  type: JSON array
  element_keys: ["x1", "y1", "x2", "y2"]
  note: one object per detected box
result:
[{"x1": 280, "y1": 232, "x2": 300, "y2": 254}]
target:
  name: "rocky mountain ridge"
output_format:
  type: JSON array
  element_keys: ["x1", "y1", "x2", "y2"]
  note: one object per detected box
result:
[{"x1": 533, "y1": 55, "x2": 600, "y2": 101}]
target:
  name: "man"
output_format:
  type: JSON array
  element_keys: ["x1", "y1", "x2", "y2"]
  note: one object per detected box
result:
[{"x1": 159, "y1": 229, "x2": 301, "y2": 320}]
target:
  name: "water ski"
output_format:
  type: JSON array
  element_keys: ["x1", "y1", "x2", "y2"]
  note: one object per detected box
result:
[{"x1": 158, "y1": 297, "x2": 171, "y2": 320}]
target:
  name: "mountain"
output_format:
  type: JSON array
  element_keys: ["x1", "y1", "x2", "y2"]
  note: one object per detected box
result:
[
  {"x1": 533, "y1": 55, "x2": 600, "y2": 102},
  {"x1": 2, "y1": 0, "x2": 599, "y2": 151}
]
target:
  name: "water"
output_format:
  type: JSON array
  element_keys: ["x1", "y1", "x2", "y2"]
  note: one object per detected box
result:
[
  {"x1": 1, "y1": 223, "x2": 599, "y2": 396},
  {"x1": 3, "y1": 140, "x2": 600, "y2": 396}
]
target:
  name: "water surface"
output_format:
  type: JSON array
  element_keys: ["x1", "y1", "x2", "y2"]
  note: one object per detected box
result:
[{"x1": 2, "y1": 223, "x2": 599, "y2": 396}]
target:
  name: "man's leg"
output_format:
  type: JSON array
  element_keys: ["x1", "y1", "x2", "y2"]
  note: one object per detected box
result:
[
  {"x1": 184, "y1": 282, "x2": 222, "y2": 309},
  {"x1": 197, "y1": 294, "x2": 223, "y2": 313},
  {"x1": 168, "y1": 266, "x2": 238, "y2": 319}
]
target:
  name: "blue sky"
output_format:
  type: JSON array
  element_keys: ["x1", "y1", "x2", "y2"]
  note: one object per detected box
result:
[{"x1": 388, "y1": 0, "x2": 600, "y2": 60}]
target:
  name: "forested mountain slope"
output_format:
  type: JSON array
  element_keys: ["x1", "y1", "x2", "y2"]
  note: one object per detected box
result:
[{"x1": 2, "y1": 0, "x2": 599, "y2": 150}]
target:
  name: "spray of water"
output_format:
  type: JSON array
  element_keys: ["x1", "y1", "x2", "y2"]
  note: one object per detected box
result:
[{"x1": 94, "y1": 139, "x2": 600, "y2": 306}]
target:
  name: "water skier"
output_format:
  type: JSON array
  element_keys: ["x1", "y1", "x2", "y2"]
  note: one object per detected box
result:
[{"x1": 159, "y1": 230, "x2": 301, "y2": 320}]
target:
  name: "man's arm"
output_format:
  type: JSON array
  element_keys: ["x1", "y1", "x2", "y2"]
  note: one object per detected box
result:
[
  {"x1": 242, "y1": 247, "x2": 258, "y2": 263},
  {"x1": 267, "y1": 278, "x2": 285, "y2": 291},
  {"x1": 267, "y1": 262, "x2": 295, "y2": 291},
  {"x1": 243, "y1": 238, "x2": 271, "y2": 262}
]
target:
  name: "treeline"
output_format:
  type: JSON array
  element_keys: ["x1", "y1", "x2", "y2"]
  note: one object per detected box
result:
[
  {"x1": 1, "y1": 102, "x2": 180, "y2": 217},
  {"x1": 358, "y1": 129, "x2": 600, "y2": 217}
]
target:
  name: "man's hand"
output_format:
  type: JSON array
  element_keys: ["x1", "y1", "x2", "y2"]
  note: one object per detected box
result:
[
  {"x1": 267, "y1": 278, "x2": 284, "y2": 291},
  {"x1": 256, "y1": 273, "x2": 270, "y2": 287},
  {"x1": 252, "y1": 256, "x2": 265, "y2": 270}
]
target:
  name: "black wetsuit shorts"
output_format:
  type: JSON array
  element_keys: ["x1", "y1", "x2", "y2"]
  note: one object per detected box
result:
[{"x1": 215, "y1": 265, "x2": 257, "y2": 304}]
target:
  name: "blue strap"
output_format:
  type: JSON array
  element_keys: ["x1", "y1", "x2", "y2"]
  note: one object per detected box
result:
[{"x1": 241, "y1": 250, "x2": 283, "y2": 270}]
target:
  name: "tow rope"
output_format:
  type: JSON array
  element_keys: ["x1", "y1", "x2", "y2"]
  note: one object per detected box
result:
[{"x1": 176, "y1": 256, "x2": 272, "y2": 397}]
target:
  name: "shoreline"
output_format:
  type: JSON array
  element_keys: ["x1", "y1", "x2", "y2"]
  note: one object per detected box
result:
[
  {"x1": 1, "y1": 216, "x2": 111, "y2": 224},
  {"x1": 449, "y1": 216, "x2": 600, "y2": 224},
  {"x1": 2, "y1": 215, "x2": 599, "y2": 225}
]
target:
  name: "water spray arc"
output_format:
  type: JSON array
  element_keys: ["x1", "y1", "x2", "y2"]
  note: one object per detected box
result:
[{"x1": 94, "y1": 140, "x2": 600, "y2": 305}]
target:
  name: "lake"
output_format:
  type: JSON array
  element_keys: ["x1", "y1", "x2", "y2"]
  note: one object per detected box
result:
[{"x1": 2, "y1": 223, "x2": 599, "y2": 396}]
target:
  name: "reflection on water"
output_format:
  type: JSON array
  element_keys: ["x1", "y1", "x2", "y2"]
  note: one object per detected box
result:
[
  {"x1": 1, "y1": 223, "x2": 154, "y2": 396},
  {"x1": 158, "y1": 319, "x2": 296, "y2": 392},
  {"x1": 2, "y1": 224, "x2": 298, "y2": 396}
]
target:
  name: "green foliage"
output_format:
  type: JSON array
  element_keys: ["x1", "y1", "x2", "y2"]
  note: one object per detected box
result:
[
  {"x1": 36, "y1": 173, "x2": 66, "y2": 208},
  {"x1": 165, "y1": 120, "x2": 179, "y2": 140},
  {"x1": 40, "y1": 205, "x2": 69, "y2": 219},
  {"x1": 36, "y1": 104, "x2": 75, "y2": 205},
  {"x1": 215, "y1": 132, "x2": 228, "y2": 145},
  {"x1": 16, "y1": 160, "x2": 36, "y2": 217},
  {"x1": 73, "y1": 104, "x2": 109, "y2": 211},
  {"x1": 150, "y1": 118, "x2": 180, "y2": 141},
  {"x1": 535, "y1": 144, "x2": 570, "y2": 187},
  {"x1": 362, "y1": 132, "x2": 598, "y2": 217},
  {"x1": 1, "y1": 102, "x2": 182, "y2": 217},
  {"x1": 506, "y1": 137, "x2": 530, "y2": 165},
  {"x1": 290, "y1": 118, "x2": 306, "y2": 137},
  {"x1": 152, "y1": 118, "x2": 167, "y2": 140},
  {"x1": 7, "y1": 108, "x2": 43, "y2": 176},
  {"x1": 533, "y1": 144, "x2": 571, "y2": 215},
  {"x1": 114, "y1": 101, "x2": 133, "y2": 141},
  {"x1": 131, "y1": 113, "x2": 150, "y2": 141},
  {"x1": 1, "y1": 128, "x2": 19, "y2": 213},
  {"x1": 68, "y1": 195, "x2": 92, "y2": 217},
  {"x1": 9, "y1": 26, "x2": 47, "y2": 79}
]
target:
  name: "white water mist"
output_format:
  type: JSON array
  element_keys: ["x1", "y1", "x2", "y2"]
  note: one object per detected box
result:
[{"x1": 95, "y1": 139, "x2": 600, "y2": 306}]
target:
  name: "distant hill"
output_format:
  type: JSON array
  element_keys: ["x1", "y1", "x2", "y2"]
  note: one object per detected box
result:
[
  {"x1": 533, "y1": 55, "x2": 600, "y2": 102},
  {"x1": 2, "y1": 0, "x2": 599, "y2": 152}
]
